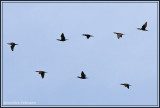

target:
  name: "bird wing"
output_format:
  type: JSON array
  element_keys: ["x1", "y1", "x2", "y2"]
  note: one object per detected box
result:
[
  {"x1": 117, "y1": 35, "x2": 120, "y2": 39},
  {"x1": 83, "y1": 34, "x2": 91, "y2": 36},
  {"x1": 81, "y1": 71, "x2": 86, "y2": 78},
  {"x1": 83, "y1": 34, "x2": 87, "y2": 36},
  {"x1": 36, "y1": 71, "x2": 43, "y2": 72},
  {"x1": 142, "y1": 22, "x2": 147, "y2": 30},
  {"x1": 126, "y1": 84, "x2": 129, "y2": 89},
  {"x1": 117, "y1": 33, "x2": 122, "y2": 39},
  {"x1": 41, "y1": 72, "x2": 45, "y2": 79},
  {"x1": 61, "y1": 33, "x2": 65, "y2": 40},
  {"x1": 11, "y1": 45, "x2": 15, "y2": 51},
  {"x1": 7, "y1": 43, "x2": 11, "y2": 45},
  {"x1": 87, "y1": 36, "x2": 90, "y2": 39}
]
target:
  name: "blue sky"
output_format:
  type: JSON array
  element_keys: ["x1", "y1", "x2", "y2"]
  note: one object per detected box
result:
[{"x1": 2, "y1": 1, "x2": 159, "y2": 106}]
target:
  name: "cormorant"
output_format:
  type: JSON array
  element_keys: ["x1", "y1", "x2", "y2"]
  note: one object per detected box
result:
[
  {"x1": 82, "y1": 34, "x2": 94, "y2": 39},
  {"x1": 7, "y1": 42, "x2": 18, "y2": 51},
  {"x1": 113, "y1": 32, "x2": 125, "y2": 39},
  {"x1": 137, "y1": 22, "x2": 148, "y2": 31},
  {"x1": 120, "y1": 83, "x2": 131, "y2": 89},
  {"x1": 35, "y1": 71, "x2": 47, "y2": 79},
  {"x1": 77, "y1": 71, "x2": 87, "y2": 79},
  {"x1": 57, "y1": 33, "x2": 68, "y2": 41}
]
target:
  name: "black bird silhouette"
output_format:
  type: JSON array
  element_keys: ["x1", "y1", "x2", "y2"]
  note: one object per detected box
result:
[
  {"x1": 137, "y1": 22, "x2": 148, "y2": 31},
  {"x1": 57, "y1": 33, "x2": 68, "y2": 41},
  {"x1": 77, "y1": 71, "x2": 87, "y2": 79},
  {"x1": 82, "y1": 34, "x2": 94, "y2": 39},
  {"x1": 7, "y1": 42, "x2": 18, "y2": 51},
  {"x1": 113, "y1": 32, "x2": 125, "y2": 39},
  {"x1": 35, "y1": 71, "x2": 47, "y2": 79},
  {"x1": 120, "y1": 83, "x2": 131, "y2": 89}
]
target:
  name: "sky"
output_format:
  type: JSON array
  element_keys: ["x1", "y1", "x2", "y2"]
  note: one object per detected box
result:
[{"x1": 1, "y1": 1, "x2": 159, "y2": 107}]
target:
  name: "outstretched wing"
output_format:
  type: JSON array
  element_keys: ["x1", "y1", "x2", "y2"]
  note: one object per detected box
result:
[
  {"x1": 142, "y1": 22, "x2": 147, "y2": 30},
  {"x1": 81, "y1": 71, "x2": 86, "y2": 78},
  {"x1": 117, "y1": 33, "x2": 122, "y2": 39},
  {"x1": 83, "y1": 34, "x2": 90, "y2": 36},
  {"x1": 87, "y1": 35, "x2": 90, "y2": 39},
  {"x1": 41, "y1": 72, "x2": 45, "y2": 79},
  {"x1": 126, "y1": 84, "x2": 129, "y2": 89},
  {"x1": 61, "y1": 33, "x2": 65, "y2": 40},
  {"x1": 117, "y1": 35, "x2": 120, "y2": 39},
  {"x1": 83, "y1": 34, "x2": 88, "y2": 36},
  {"x1": 11, "y1": 45, "x2": 15, "y2": 51}
]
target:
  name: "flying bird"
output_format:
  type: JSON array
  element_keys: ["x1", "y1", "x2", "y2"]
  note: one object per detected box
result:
[
  {"x1": 7, "y1": 42, "x2": 18, "y2": 51},
  {"x1": 82, "y1": 34, "x2": 94, "y2": 39},
  {"x1": 57, "y1": 33, "x2": 68, "y2": 41},
  {"x1": 35, "y1": 71, "x2": 47, "y2": 79},
  {"x1": 137, "y1": 22, "x2": 148, "y2": 31},
  {"x1": 120, "y1": 83, "x2": 131, "y2": 89},
  {"x1": 77, "y1": 71, "x2": 87, "y2": 79},
  {"x1": 113, "y1": 32, "x2": 125, "y2": 39}
]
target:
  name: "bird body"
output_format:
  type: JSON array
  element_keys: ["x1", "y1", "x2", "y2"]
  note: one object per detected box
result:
[
  {"x1": 57, "y1": 33, "x2": 68, "y2": 41},
  {"x1": 7, "y1": 42, "x2": 18, "y2": 51},
  {"x1": 35, "y1": 71, "x2": 47, "y2": 79},
  {"x1": 113, "y1": 32, "x2": 124, "y2": 39},
  {"x1": 82, "y1": 34, "x2": 94, "y2": 39},
  {"x1": 137, "y1": 22, "x2": 148, "y2": 31},
  {"x1": 121, "y1": 83, "x2": 131, "y2": 89},
  {"x1": 77, "y1": 71, "x2": 87, "y2": 79}
]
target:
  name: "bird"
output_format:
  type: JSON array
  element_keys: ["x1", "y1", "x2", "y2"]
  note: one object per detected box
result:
[
  {"x1": 77, "y1": 71, "x2": 87, "y2": 79},
  {"x1": 137, "y1": 22, "x2": 148, "y2": 31},
  {"x1": 7, "y1": 42, "x2": 18, "y2": 51},
  {"x1": 120, "y1": 83, "x2": 131, "y2": 89},
  {"x1": 35, "y1": 71, "x2": 47, "y2": 79},
  {"x1": 82, "y1": 34, "x2": 94, "y2": 39},
  {"x1": 57, "y1": 33, "x2": 68, "y2": 41},
  {"x1": 113, "y1": 32, "x2": 125, "y2": 39}
]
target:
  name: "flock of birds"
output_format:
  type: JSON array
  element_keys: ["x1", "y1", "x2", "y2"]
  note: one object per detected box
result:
[{"x1": 7, "y1": 22, "x2": 148, "y2": 89}]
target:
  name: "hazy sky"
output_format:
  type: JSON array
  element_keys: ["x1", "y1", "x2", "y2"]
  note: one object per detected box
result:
[{"x1": 2, "y1": 1, "x2": 159, "y2": 107}]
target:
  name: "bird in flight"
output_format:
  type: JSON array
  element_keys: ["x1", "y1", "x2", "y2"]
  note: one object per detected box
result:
[
  {"x1": 35, "y1": 71, "x2": 47, "y2": 79},
  {"x1": 7, "y1": 42, "x2": 18, "y2": 51},
  {"x1": 57, "y1": 33, "x2": 68, "y2": 41},
  {"x1": 82, "y1": 34, "x2": 94, "y2": 39},
  {"x1": 77, "y1": 71, "x2": 87, "y2": 79},
  {"x1": 137, "y1": 22, "x2": 148, "y2": 31},
  {"x1": 120, "y1": 83, "x2": 131, "y2": 89},
  {"x1": 113, "y1": 32, "x2": 125, "y2": 39}
]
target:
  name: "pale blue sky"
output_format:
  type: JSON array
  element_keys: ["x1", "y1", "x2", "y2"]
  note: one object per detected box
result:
[{"x1": 1, "y1": 1, "x2": 159, "y2": 107}]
